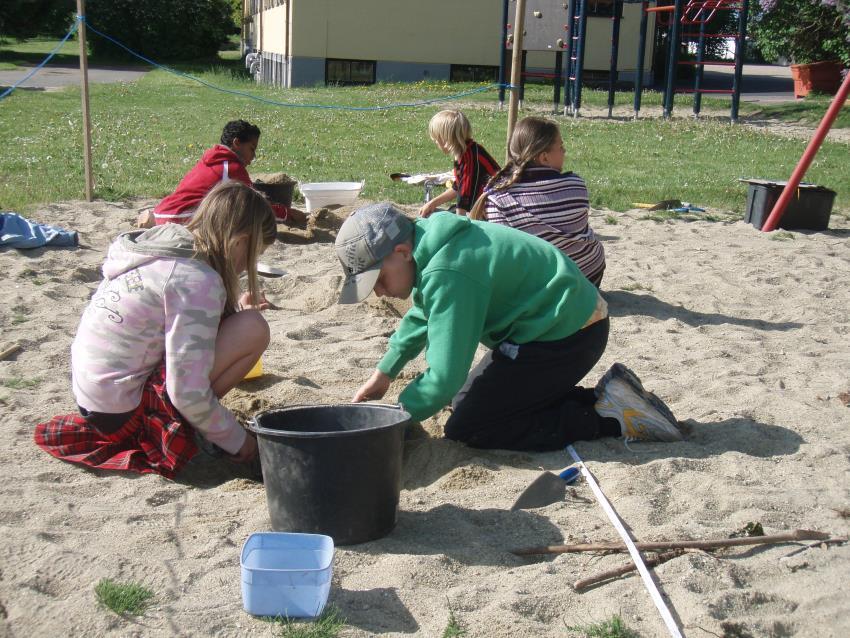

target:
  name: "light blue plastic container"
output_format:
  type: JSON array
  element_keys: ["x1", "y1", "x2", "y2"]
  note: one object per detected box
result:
[{"x1": 240, "y1": 532, "x2": 334, "y2": 618}]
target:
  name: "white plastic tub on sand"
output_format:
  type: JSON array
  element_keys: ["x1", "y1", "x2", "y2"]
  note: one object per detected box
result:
[{"x1": 299, "y1": 181, "x2": 364, "y2": 212}]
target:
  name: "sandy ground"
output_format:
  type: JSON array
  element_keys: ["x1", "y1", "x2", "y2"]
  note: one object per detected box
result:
[{"x1": 1, "y1": 196, "x2": 850, "y2": 638}]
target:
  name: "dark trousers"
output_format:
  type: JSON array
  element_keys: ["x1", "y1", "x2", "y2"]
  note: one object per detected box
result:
[{"x1": 444, "y1": 318, "x2": 612, "y2": 451}]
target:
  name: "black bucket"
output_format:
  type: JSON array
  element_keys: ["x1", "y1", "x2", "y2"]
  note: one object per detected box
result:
[
  {"x1": 248, "y1": 404, "x2": 410, "y2": 546},
  {"x1": 253, "y1": 179, "x2": 295, "y2": 208}
]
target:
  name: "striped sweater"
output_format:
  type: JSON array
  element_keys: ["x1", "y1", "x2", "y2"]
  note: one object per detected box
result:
[{"x1": 484, "y1": 167, "x2": 605, "y2": 284}]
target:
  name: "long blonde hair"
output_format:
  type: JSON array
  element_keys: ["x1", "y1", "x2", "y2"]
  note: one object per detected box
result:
[
  {"x1": 469, "y1": 117, "x2": 561, "y2": 220},
  {"x1": 187, "y1": 181, "x2": 277, "y2": 316},
  {"x1": 428, "y1": 109, "x2": 471, "y2": 160}
]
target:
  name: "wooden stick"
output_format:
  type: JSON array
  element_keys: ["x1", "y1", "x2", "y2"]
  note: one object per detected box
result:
[
  {"x1": 0, "y1": 344, "x2": 22, "y2": 361},
  {"x1": 76, "y1": 0, "x2": 94, "y2": 201},
  {"x1": 512, "y1": 529, "x2": 842, "y2": 556},
  {"x1": 505, "y1": 0, "x2": 526, "y2": 164},
  {"x1": 574, "y1": 550, "x2": 683, "y2": 591}
]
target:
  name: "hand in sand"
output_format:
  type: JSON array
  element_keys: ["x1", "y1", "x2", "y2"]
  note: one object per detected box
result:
[
  {"x1": 238, "y1": 291, "x2": 271, "y2": 311},
  {"x1": 353, "y1": 369, "x2": 391, "y2": 403},
  {"x1": 418, "y1": 200, "x2": 438, "y2": 218},
  {"x1": 230, "y1": 432, "x2": 259, "y2": 463}
]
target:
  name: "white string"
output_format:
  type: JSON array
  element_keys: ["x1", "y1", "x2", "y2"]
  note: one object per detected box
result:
[{"x1": 567, "y1": 445, "x2": 683, "y2": 638}]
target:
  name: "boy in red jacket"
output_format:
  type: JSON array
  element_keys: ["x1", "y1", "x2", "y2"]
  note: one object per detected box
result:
[{"x1": 152, "y1": 120, "x2": 305, "y2": 226}]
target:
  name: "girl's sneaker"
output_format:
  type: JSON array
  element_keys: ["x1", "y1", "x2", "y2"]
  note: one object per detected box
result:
[{"x1": 594, "y1": 363, "x2": 683, "y2": 442}]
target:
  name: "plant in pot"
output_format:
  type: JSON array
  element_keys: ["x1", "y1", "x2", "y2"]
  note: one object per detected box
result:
[{"x1": 750, "y1": 0, "x2": 850, "y2": 97}]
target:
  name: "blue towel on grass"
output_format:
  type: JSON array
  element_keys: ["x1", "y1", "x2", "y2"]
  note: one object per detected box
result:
[{"x1": 0, "y1": 212, "x2": 78, "y2": 249}]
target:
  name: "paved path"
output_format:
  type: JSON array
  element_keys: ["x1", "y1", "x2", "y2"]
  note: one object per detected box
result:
[
  {"x1": 2, "y1": 60, "x2": 797, "y2": 104},
  {"x1": 696, "y1": 63, "x2": 795, "y2": 104},
  {"x1": 0, "y1": 63, "x2": 148, "y2": 91}
]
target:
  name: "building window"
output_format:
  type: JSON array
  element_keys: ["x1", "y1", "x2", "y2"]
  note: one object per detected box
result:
[
  {"x1": 587, "y1": 0, "x2": 615, "y2": 17},
  {"x1": 450, "y1": 64, "x2": 499, "y2": 83},
  {"x1": 326, "y1": 59, "x2": 376, "y2": 85}
]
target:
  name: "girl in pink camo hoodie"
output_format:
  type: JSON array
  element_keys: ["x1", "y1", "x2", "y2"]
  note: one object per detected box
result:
[{"x1": 35, "y1": 181, "x2": 276, "y2": 477}]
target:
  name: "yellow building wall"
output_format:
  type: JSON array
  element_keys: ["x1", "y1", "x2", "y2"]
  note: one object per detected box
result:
[
  {"x1": 291, "y1": 0, "x2": 501, "y2": 65},
  {"x1": 254, "y1": 1, "x2": 653, "y2": 72},
  {"x1": 258, "y1": 4, "x2": 288, "y2": 55}
]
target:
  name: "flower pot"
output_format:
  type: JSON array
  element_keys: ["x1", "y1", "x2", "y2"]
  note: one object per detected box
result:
[{"x1": 790, "y1": 61, "x2": 843, "y2": 98}]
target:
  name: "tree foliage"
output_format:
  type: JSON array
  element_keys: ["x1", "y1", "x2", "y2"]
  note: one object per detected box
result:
[
  {"x1": 0, "y1": 0, "x2": 74, "y2": 40},
  {"x1": 86, "y1": 0, "x2": 237, "y2": 61},
  {"x1": 750, "y1": 0, "x2": 850, "y2": 65}
]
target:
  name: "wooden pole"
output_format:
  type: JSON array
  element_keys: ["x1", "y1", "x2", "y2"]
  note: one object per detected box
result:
[
  {"x1": 76, "y1": 0, "x2": 94, "y2": 201},
  {"x1": 574, "y1": 550, "x2": 683, "y2": 591},
  {"x1": 512, "y1": 529, "x2": 841, "y2": 556},
  {"x1": 505, "y1": 0, "x2": 527, "y2": 164}
]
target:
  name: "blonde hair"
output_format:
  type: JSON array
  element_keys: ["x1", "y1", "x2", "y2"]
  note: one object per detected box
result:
[
  {"x1": 470, "y1": 117, "x2": 561, "y2": 220},
  {"x1": 187, "y1": 181, "x2": 277, "y2": 316},
  {"x1": 428, "y1": 109, "x2": 472, "y2": 160}
]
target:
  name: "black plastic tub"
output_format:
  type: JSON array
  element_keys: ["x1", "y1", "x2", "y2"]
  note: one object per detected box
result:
[
  {"x1": 248, "y1": 404, "x2": 410, "y2": 546},
  {"x1": 742, "y1": 179, "x2": 835, "y2": 231}
]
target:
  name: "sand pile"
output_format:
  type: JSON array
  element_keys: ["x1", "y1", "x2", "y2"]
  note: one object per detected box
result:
[{"x1": 1, "y1": 198, "x2": 848, "y2": 637}]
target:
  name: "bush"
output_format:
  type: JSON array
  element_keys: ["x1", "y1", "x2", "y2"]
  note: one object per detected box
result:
[
  {"x1": 87, "y1": 0, "x2": 236, "y2": 62},
  {"x1": 0, "y1": 0, "x2": 74, "y2": 40},
  {"x1": 751, "y1": 0, "x2": 850, "y2": 66}
]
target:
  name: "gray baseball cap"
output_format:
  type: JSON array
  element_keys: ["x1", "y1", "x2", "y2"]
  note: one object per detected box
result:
[{"x1": 335, "y1": 202, "x2": 414, "y2": 304}]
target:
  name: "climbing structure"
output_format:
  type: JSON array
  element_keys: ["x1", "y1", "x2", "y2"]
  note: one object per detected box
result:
[
  {"x1": 649, "y1": 0, "x2": 751, "y2": 121},
  {"x1": 499, "y1": 0, "x2": 751, "y2": 122}
]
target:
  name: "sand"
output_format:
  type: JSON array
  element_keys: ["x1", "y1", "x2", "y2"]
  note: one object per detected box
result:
[{"x1": 1, "y1": 196, "x2": 849, "y2": 637}]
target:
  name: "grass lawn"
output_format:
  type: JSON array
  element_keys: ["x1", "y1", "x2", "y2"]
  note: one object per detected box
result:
[
  {"x1": 744, "y1": 93, "x2": 850, "y2": 129},
  {"x1": 1, "y1": 38, "x2": 848, "y2": 215},
  {"x1": 0, "y1": 36, "x2": 81, "y2": 69}
]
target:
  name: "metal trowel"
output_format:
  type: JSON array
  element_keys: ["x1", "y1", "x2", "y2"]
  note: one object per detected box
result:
[{"x1": 510, "y1": 466, "x2": 580, "y2": 511}]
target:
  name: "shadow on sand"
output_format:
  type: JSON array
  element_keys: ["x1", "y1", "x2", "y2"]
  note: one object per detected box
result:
[{"x1": 604, "y1": 289, "x2": 803, "y2": 331}]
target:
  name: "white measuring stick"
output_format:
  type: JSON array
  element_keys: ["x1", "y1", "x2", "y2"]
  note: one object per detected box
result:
[{"x1": 567, "y1": 445, "x2": 683, "y2": 638}]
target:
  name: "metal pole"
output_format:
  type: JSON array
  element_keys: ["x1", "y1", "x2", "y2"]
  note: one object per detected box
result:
[
  {"x1": 553, "y1": 50, "x2": 563, "y2": 114},
  {"x1": 633, "y1": 1, "x2": 649, "y2": 119},
  {"x1": 76, "y1": 0, "x2": 94, "y2": 201},
  {"x1": 663, "y1": 0, "x2": 684, "y2": 119},
  {"x1": 761, "y1": 71, "x2": 850, "y2": 232},
  {"x1": 730, "y1": 0, "x2": 750, "y2": 123},
  {"x1": 498, "y1": 0, "x2": 510, "y2": 108},
  {"x1": 563, "y1": 0, "x2": 577, "y2": 115},
  {"x1": 520, "y1": 49, "x2": 528, "y2": 107},
  {"x1": 693, "y1": 12, "x2": 707, "y2": 116},
  {"x1": 607, "y1": 0, "x2": 623, "y2": 118},
  {"x1": 506, "y1": 0, "x2": 527, "y2": 163},
  {"x1": 573, "y1": 0, "x2": 589, "y2": 118}
]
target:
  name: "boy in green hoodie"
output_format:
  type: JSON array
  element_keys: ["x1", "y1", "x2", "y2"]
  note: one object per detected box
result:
[{"x1": 336, "y1": 203, "x2": 683, "y2": 451}]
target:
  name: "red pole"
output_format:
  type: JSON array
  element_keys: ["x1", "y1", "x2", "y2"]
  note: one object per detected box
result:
[{"x1": 761, "y1": 71, "x2": 850, "y2": 232}]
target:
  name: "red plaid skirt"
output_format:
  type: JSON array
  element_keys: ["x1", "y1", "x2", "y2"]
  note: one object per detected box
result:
[{"x1": 34, "y1": 363, "x2": 198, "y2": 479}]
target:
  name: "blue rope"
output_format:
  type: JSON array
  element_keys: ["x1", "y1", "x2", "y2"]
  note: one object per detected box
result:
[
  {"x1": 0, "y1": 21, "x2": 80, "y2": 101},
  {"x1": 82, "y1": 19, "x2": 504, "y2": 111}
]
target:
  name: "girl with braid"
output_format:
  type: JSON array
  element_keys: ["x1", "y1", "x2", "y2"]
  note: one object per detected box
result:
[{"x1": 471, "y1": 116, "x2": 606, "y2": 287}]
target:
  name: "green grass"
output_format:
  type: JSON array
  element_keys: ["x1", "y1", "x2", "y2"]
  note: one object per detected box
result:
[
  {"x1": 442, "y1": 607, "x2": 467, "y2": 637},
  {"x1": 94, "y1": 578, "x2": 155, "y2": 616},
  {"x1": 1, "y1": 38, "x2": 848, "y2": 216},
  {"x1": 0, "y1": 36, "x2": 81, "y2": 69},
  {"x1": 567, "y1": 615, "x2": 641, "y2": 638},
  {"x1": 0, "y1": 377, "x2": 41, "y2": 389},
  {"x1": 267, "y1": 607, "x2": 346, "y2": 638},
  {"x1": 746, "y1": 93, "x2": 850, "y2": 129},
  {"x1": 769, "y1": 230, "x2": 796, "y2": 241}
]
